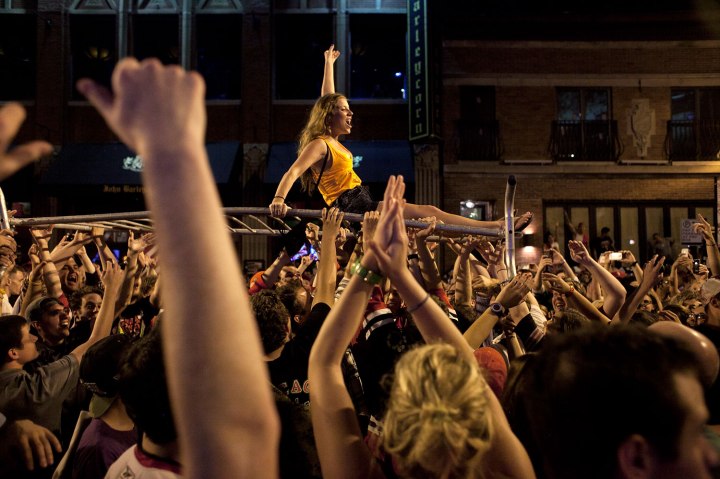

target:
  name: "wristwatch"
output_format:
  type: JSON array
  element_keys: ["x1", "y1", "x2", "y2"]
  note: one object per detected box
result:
[{"x1": 488, "y1": 302, "x2": 506, "y2": 317}]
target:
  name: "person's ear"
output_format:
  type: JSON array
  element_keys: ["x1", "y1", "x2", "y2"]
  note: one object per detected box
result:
[
  {"x1": 8, "y1": 347, "x2": 19, "y2": 361},
  {"x1": 617, "y1": 434, "x2": 655, "y2": 479},
  {"x1": 292, "y1": 314, "x2": 302, "y2": 325}
]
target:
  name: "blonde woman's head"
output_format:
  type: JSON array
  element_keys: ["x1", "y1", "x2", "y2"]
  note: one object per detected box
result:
[
  {"x1": 298, "y1": 93, "x2": 346, "y2": 192},
  {"x1": 382, "y1": 343, "x2": 494, "y2": 479}
]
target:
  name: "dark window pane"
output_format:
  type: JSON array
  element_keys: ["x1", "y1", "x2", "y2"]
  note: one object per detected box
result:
[
  {"x1": 349, "y1": 14, "x2": 406, "y2": 100},
  {"x1": 698, "y1": 88, "x2": 720, "y2": 120},
  {"x1": 671, "y1": 89, "x2": 695, "y2": 120},
  {"x1": 274, "y1": 14, "x2": 333, "y2": 100},
  {"x1": 196, "y1": 15, "x2": 242, "y2": 100},
  {"x1": 557, "y1": 89, "x2": 580, "y2": 120},
  {"x1": 459, "y1": 86, "x2": 495, "y2": 120},
  {"x1": 70, "y1": 15, "x2": 116, "y2": 100},
  {"x1": 584, "y1": 89, "x2": 608, "y2": 120},
  {"x1": 0, "y1": 14, "x2": 35, "y2": 101},
  {"x1": 132, "y1": 15, "x2": 180, "y2": 65}
]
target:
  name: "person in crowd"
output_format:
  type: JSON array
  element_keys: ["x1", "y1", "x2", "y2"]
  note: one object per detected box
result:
[
  {"x1": 591, "y1": 226, "x2": 614, "y2": 258},
  {"x1": 308, "y1": 175, "x2": 535, "y2": 478},
  {"x1": 0, "y1": 264, "x2": 121, "y2": 435},
  {"x1": 564, "y1": 211, "x2": 588, "y2": 248},
  {"x1": 519, "y1": 325, "x2": 718, "y2": 479},
  {"x1": 104, "y1": 326, "x2": 180, "y2": 478},
  {"x1": 79, "y1": 57, "x2": 279, "y2": 478},
  {"x1": 72, "y1": 334, "x2": 136, "y2": 479},
  {"x1": 269, "y1": 45, "x2": 532, "y2": 233}
]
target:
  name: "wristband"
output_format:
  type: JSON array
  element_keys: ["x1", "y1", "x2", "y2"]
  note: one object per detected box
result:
[
  {"x1": 273, "y1": 195, "x2": 285, "y2": 200},
  {"x1": 350, "y1": 260, "x2": 383, "y2": 285},
  {"x1": 406, "y1": 294, "x2": 430, "y2": 313},
  {"x1": 407, "y1": 253, "x2": 419, "y2": 261}
]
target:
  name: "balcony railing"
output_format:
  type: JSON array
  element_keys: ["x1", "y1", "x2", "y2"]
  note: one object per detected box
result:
[
  {"x1": 665, "y1": 120, "x2": 720, "y2": 161},
  {"x1": 548, "y1": 120, "x2": 622, "y2": 162},
  {"x1": 456, "y1": 119, "x2": 503, "y2": 162}
]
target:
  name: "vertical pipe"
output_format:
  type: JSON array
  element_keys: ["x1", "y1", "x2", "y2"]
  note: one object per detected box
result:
[{"x1": 504, "y1": 175, "x2": 516, "y2": 279}]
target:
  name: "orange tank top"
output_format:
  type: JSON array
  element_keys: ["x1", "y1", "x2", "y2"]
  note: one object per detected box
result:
[{"x1": 313, "y1": 138, "x2": 362, "y2": 205}]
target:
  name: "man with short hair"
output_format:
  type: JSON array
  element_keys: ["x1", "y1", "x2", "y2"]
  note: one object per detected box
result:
[
  {"x1": 0, "y1": 264, "x2": 122, "y2": 440},
  {"x1": 521, "y1": 325, "x2": 718, "y2": 479}
]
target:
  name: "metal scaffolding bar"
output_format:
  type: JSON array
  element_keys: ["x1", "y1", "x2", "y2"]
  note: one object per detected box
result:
[{"x1": 10, "y1": 207, "x2": 504, "y2": 237}]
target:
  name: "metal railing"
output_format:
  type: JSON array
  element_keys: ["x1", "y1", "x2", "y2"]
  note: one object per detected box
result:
[
  {"x1": 456, "y1": 119, "x2": 503, "y2": 162},
  {"x1": 664, "y1": 120, "x2": 720, "y2": 161},
  {"x1": 548, "y1": 120, "x2": 622, "y2": 162}
]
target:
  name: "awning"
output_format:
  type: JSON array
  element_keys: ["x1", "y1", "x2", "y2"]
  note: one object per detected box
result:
[
  {"x1": 265, "y1": 140, "x2": 414, "y2": 183},
  {"x1": 41, "y1": 142, "x2": 241, "y2": 185}
]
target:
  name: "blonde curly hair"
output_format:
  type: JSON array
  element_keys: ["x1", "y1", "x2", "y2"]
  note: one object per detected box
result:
[
  {"x1": 297, "y1": 93, "x2": 346, "y2": 194},
  {"x1": 381, "y1": 343, "x2": 494, "y2": 479}
]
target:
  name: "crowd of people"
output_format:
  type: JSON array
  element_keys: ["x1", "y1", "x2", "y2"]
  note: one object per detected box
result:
[{"x1": 0, "y1": 47, "x2": 719, "y2": 479}]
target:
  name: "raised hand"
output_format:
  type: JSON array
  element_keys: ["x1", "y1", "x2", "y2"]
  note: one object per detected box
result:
[
  {"x1": 78, "y1": 58, "x2": 206, "y2": 161},
  {"x1": 361, "y1": 210, "x2": 380, "y2": 245},
  {"x1": 542, "y1": 272, "x2": 573, "y2": 295},
  {"x1": 99, "y1": 260, "x2": 124, "y2": 292},
  {"x1": 494, "y1": 273, "x2": 532, "y2": 310},
  {"x1": 641, "y1": 255, "x2": 665, "y2": 289},
  {"x1": 321, "y1": 207, "x2": 344, "y2": 245},
  {"x1": 568, "y1": 240, "x2": 591, "y2": 266},
  {"x1": 0, "y1": 104, "x2": 53, "y2": 182},
  {"x1": 128, "y1": 231, "x2": 156, "y2": 254},
  {"x1": 324, "y1": 44, "x2": 341, "y2": 64},
  {"x1": 693, "y1": 214, "x2": 716, "y2": 245}
]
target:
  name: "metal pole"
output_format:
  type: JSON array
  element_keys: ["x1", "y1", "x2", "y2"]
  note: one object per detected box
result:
[
  {"x1": 12, "y1": 207, "x2": 504, "y2": 237},
  {"x1": 504, "y1": 175, "x2": 517, "y2": 279}
]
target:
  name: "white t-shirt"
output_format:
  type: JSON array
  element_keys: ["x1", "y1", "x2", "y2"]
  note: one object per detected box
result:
[{"x1": 105, "y1": 445, "x2": 181, "y2": 479}]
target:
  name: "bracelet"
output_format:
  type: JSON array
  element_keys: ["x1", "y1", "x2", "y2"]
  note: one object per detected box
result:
[
  {"x1": 564, "y1": 286, "x2": 575, "y2": 297},
  {"x1": 406, "y1": 294, "x2": 430, "y2": 313},
  {"x1": 350, "y1": 260, "x2": 383, "y2": 285},
  {"x1": 273, "y1": 195, "x2": 285, "y2": 200}
]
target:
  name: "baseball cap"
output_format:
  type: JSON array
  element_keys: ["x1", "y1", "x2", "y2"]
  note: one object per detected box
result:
[
  {"x1": 80, "y1": 335, "x2": 134, "y2": 417},
  {"x1": 701, "y1": 278, "x2": 720, "y2": 306},
  {"x1": 25, "y1": 296, "x2": 62, "y2": 323}
]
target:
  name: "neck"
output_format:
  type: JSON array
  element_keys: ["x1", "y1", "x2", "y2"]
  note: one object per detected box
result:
[
  {"x1": 142, "y1": 434, "x2": 180, "y2": 462},
  {"x1": 265, "y1": 343, "x2": 286, "y2": 361},
  {"x1": 40, "y1": 334, "x2": 65, "y2": 347},
  {"x1": 100, "y1": 399, "x2": 135, "y2": 431},
  {"x1": 1, "y1": 360, "x2": 22, "y2": 371}
]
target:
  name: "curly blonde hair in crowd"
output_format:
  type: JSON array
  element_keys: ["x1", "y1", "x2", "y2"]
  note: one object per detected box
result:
[
  {"x1": 381, "y1": 343, "x2": 494, "y2": 479},
  {"x1": 297, "y1": 93, "x2": 346, "y2": 194}
]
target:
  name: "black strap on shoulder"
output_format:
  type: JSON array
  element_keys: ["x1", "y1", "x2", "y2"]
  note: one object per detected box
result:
[{"x1": 314, "y1": 140, "x2": 331, "y2": 194}]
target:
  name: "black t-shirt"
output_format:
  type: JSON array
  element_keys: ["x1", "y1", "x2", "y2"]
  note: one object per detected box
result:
[{"x1": 268, "y1": 302, "x2": 331, "y2": 406}]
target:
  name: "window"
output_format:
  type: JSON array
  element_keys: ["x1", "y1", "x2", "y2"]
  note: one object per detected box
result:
[
  {"x1": 456, "y1": 86, "x2": 501, "y2": 161},
  {"x1": 273, "y1": 14, "x2": 333, "y2": 100},
  {"x1": 196, "y1": 15, "x2": 243, "y2": 100},
  {"x1": 272, "y1": 5, "x2": 407, "y2": 101},
  {"x1": 544, "y1": 202, "x2": 712, "y2": 263},
  {"x1": 549, "y1": 88, "x2": 619, "y2": 161},
  {"x1": 667, "y1": 88, "x2": 720, "y2": 160},
  {"x1": 0, "y1": 14, "x2": 36, "y2": 100},
  {"x1": 70, "y1": 15, "x2": 116, "y2": 100},
  {"x1": 132, "y1": 15, "x2": 180, "y2": 65},
  {"x1": 69, "y1": 1, "x2": 243, "y2": 102},
  {"x1": 348, "y1": 14, "x2": 406, "y2": 100}
]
